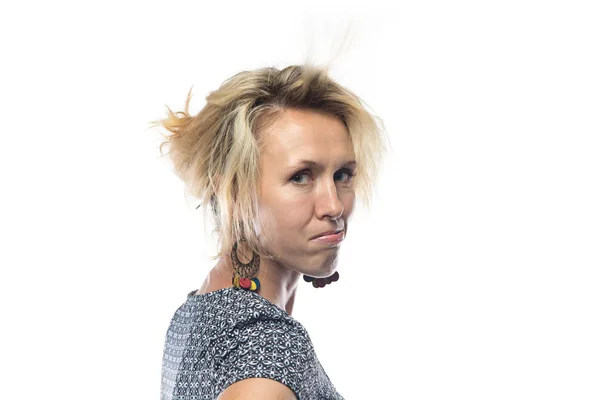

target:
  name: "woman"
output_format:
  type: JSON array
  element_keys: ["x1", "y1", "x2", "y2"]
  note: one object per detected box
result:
[{"x1": 156, "y1": 64, "x2": 386, "y2": 399}]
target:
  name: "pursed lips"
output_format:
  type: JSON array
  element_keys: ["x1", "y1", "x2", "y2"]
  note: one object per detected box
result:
[{"x1": 311, "y1": 228, "x2": 344, "y2": 240}]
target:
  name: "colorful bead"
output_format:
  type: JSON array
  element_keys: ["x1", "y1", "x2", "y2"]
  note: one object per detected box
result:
[
  {"x1": 250, "y1": 280, "x2": 257, "y2": 291},
  {"x1": 251, "y1": 278, "x2": 260, "y2": 291},
  {"x1": 330, "y1": 271, "x2": 339, "y2": 282},
  {"x1": 239, "y1": 277, "x2": 251, "y2": 289},
  {"x1": 232, "y1": 274, "x2": 240, "y2": 288},
  {"x1": 303, "y1": 275, "x2": 314, "y2": 282}
]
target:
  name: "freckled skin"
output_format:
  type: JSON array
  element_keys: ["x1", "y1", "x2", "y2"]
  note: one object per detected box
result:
[{"x1": 198, "y1": 108, "x2": 356, "y2": 315}]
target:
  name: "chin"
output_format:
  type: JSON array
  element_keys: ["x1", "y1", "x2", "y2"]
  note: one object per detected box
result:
[{"x1": 306, "y1": 255, "x2": 339, "y2": 278}]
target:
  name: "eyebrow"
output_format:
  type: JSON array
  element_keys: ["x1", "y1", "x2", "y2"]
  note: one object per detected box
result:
[{"x1": 289, "y1": 159, "x2": 357, "y2": 169}]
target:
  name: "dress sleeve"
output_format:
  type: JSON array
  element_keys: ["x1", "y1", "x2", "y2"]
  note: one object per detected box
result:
[{"x1": 215, "y1": 313, "x2": 316, "y2": 398}]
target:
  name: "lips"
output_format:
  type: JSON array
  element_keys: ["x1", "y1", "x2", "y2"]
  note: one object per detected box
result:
[
  {"x1": 312, "y1": 228, "x2": 343, "y2": 240},
  {"x1": 311, "y1": 230, "x2": 345, "y2": 244}
]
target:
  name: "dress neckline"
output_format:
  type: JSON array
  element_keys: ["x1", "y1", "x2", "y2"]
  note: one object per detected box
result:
[{"x1": 185, "y1": 286, "x2": 298, "y2": 321}]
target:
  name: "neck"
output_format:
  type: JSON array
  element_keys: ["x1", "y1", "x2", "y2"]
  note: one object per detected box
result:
[{"x1": 215, "y1": 252, "x2": 301, "y2": 316}]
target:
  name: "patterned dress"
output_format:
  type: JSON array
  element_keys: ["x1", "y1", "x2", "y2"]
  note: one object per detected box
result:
[{"x1": 160, "y1": 287, "x2": 345, "y2": 400}]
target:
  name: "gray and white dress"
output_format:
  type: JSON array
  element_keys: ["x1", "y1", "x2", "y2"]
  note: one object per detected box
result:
[{"x1": 160, "y1": 287, "x2": 345, "y2": 400}]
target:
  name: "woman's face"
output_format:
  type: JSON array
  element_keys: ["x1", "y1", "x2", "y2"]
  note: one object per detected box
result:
[{"x1": 257, "y1": 108, "x2": 356, "y2": 278}]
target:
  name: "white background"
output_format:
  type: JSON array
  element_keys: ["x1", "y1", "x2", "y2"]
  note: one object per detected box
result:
[{"x1": 1, "y1": 1, "x2": 599, "y2": 399}]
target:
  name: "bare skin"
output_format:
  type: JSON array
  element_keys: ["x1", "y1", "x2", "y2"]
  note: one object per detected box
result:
[
  {"x1": 195, "y1": 108, "x2": 356, "y2": 316},
  {"x1": 196, "y1": 251, "x2": 299, "y2": 315}
]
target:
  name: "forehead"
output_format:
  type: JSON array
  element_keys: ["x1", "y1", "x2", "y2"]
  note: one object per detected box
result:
[{"x1": 260, "y1": 108, "x2": 353, "y2": 163}]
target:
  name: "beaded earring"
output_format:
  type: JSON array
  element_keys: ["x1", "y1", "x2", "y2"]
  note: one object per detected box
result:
[
  {"x1": 231, "y1": 239, "x2": 261, "y2": 292},
  {"x1": 303, "y1": 271, "x2": 339, "y2": 288}
]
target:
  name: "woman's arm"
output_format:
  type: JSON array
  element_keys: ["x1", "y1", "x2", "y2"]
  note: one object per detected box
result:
[{"x1": 217, "y1": 377, "x2": 298, "y2": 400}]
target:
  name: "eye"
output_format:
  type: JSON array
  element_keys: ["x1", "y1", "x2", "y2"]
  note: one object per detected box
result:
[
  {"x1": 334, "y1": 168, "x2": 356, "y2": 183},
  {"x1": 290, "y1": 168, "x2": 356, "y2": 186},
  {"x1": 290, "y1": 171, "x2": 311, "y2": 185}
]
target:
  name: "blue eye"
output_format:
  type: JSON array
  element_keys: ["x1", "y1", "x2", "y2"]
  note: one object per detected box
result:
[
  {"x1": 291, "y1": 172, "x2": 311, "y2": 184},
  {"x1": 334, "y1": 168, "x2": 356, "y2": 183},
  {"x1": 290, "y1": 168, "x2": 355, "y2": 185}
]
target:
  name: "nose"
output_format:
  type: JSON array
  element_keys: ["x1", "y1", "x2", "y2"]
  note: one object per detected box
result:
[{"x1": 315, "y1": 179, "x2": 344, "y2": 221}]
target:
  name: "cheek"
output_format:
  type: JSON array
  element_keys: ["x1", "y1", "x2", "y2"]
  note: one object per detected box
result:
[
  {"x1": 259, "y1": 192, "x2": 312, "y2": 234},
  {"x1": 341, "y1": 190, "x2": 356, "y2": 216}
]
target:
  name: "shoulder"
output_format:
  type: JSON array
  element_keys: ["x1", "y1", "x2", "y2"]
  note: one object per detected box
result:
[
  {"x1": 212, "y1": 290, "x2": 315, "y2": 399},
  {"x1": 217, "y1": 377, "x2": 298, "y2": 400}
]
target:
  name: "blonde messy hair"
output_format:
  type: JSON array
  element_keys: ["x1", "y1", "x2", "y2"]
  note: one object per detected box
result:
[{"x1": 152, "y1": 64, "x2": 387, "y2": 261}]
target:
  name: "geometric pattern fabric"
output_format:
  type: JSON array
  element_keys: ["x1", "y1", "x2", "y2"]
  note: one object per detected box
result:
[{"x1": 161, "y1": 287, "x2": 344, "y2": 399}]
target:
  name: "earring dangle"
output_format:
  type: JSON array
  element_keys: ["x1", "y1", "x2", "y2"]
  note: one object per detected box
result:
[
  {"x1": 231, "y1": 240, "x2": 261, "y2": 292},
  {"x1": 303, "y1": 271, "x2": 339, "y2": 288}
]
